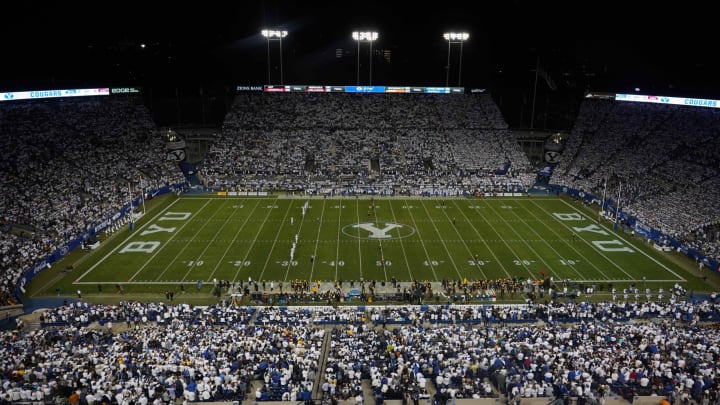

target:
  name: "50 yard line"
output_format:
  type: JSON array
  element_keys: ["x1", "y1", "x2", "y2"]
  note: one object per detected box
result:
[
  {"x1": 401, "y1": 198, "x2": 439, "y2": 281},
  {"x1": 371, "y1": 198, "x2": 388, "y2": 282},
  {"x1": 388, "y1": 200, "x2": 414, "y2": 281},
  {"x1": 354, "y1": 198, "x2": 364, "y2": 281}
]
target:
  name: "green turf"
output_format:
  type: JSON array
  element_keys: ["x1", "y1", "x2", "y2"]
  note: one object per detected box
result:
[{"x1": 27, "y1": 193, "x2": 707, "y2": 303}]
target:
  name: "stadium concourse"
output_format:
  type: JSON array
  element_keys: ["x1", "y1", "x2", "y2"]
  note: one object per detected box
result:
[{"x1": 0, "y1": 88, "x2": 719, "y2": 405}]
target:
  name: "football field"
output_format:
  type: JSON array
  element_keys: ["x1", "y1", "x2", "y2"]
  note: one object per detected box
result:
[{"x1": 58, "y1": 195, "x2": 690, "y2": 297}]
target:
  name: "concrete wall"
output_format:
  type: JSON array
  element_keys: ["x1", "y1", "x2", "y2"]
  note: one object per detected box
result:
[{"x1": 188, "y1": 395, "x2": 666, "y2": 405}]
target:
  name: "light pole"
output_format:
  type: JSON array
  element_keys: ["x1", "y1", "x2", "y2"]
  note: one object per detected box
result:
[
  {"x1": 443, "y1": 32, "x2": 469, "y2": 86},
  {"x1": 355, "y1": 34, "x2": 360, "y2": 86},
  {"x1": 352, "y1": 31, "x2": 379, "y2": 85},
  {"x1": 261, "y1": 29, "x2": 288, "y2": 85}
]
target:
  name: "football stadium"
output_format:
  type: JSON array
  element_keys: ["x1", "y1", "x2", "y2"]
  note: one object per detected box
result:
[{"x1": 1, "y1": 7, "x2": 720, "y2": 405}]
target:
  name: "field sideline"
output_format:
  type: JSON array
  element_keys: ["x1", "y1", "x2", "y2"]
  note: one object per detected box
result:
[{"x1": 25, "y1": 193, "x2": 708, "y2": 303}]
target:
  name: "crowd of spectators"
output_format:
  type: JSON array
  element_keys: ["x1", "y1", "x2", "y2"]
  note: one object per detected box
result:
[
  {"x1": 551, "y1": 99, "x2": 720, "y2": 263},
  {"x1": 1, "y1": 91, "x2": 720, "y2": 405},
  {"x1": 200, "y1": 93, "x2": 535, "y2": 196},
  {"x1": 2, "y1": 298, "x2": 720, "y2": 404},
  {"x1": 2, "y1": 92, "x2": 718, "y2": 306},
  {"x1": 0, "y1": 96, "x2": 186, "y2": 304}
]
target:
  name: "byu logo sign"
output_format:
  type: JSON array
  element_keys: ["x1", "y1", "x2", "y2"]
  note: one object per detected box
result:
[
  {"x1": 353, "y1": 223, "x2": 402, "y2": 238},
  {"x1": 342, "y1": 222, "x2": 415, "y2": 240},
  {"x1": 544, "y1": 151, "x2": 561, "y2": 164}
]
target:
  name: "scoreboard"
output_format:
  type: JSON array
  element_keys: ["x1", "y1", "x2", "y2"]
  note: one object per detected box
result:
[{"x1": 253, "y1": 85, "x2": 465, "y2": 94}]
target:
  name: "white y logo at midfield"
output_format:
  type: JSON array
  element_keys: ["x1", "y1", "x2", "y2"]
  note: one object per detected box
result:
[{"x1": 352, "y1": 223, "x2": 402, "y2": 239}]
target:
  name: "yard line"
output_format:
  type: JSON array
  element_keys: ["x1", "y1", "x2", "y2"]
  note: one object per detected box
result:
[
  {"x1": 230, "y1": 200, "x2": 280, "y2": 283},
  {"x1": 181, "y1": 197, "x2": 279, "y2": 200},
  {"x1": 482, "y1": 201, "x2": 557, "y2": 278},
  {"x1": 172, "y1": 199, "x2": 238, "y2": 282},
  {"x1": 129, "y1": 199, "x2": 214, "y2": 282},
  {"x1": 558, "y1": 199, "x2": 685, "y2": 281},
  {"x1": 354, "y1": 198, "x2": 364, "y2": 281},
  {"x1": 515, "y1": 200, "x2": 610, "y2": 280},
  {"x1": 453, "y1": 201, "x2": 511, "y2": 277},
  {"x1": 256, "y1": 199, "x2": 296, "y2": 282},
  {"x1": 371, "y1": 199, "x2": 388, "y2": 282},
  {"x1": 332, "y1": 200, "x2": 343, "y2": 282},
  {"x1": 206, "y1": 199, "x2": 263, "y2": 283},
  {"x1": 387, "y1": 200, "x2": 415, "y2": 280},
  {"x1": 531, "y1": 199, "x2": 635, "y2": 279},
  {"x1": 546, "y1": 278, "x2": 683, "y2": 283},
  {"x1": 419, "y1": 200, "x2": 463, "y2": 280},
  {"x1": 76, "y1": 198, "x2": 186, "y2": 282},
  {"x1": 401, "y1": 198, "x2": 439, "y2": 281},
  {"x1": 304, "y1": 198, "x2": 328, "y2": 283},
  {"x1": 284, "y1": 200, "x2": 310, "y2": 281},
  {"x1": 477, "y1": 200, "x2": 535, "y2": 278},
  {"x1": 438, "y1": 201, "x2": 487, "y2": 279}
]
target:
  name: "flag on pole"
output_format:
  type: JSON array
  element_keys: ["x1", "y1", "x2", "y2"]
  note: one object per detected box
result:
[
  {"x1": 537, "y1": 66, "x2": 557, "y2": 91},
  {"x1": 140, "y1": 176, "x2": 146, "y2": 214}
]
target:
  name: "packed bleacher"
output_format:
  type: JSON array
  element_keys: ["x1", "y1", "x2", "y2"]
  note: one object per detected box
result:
[
  {"x1": 200, "y1": 93, "x2": 535, "y2": 196},
  {"x1": 551, "y1": 99, "x2": 720, "y2": 263},
  {"x1": 2, "y1": 298, "x2": 720, "y2": 404},
  {"x1": 1, "y1": 91, "x2": 720, "y2": 405},
  {"x1": 3, "y1": 93, "x2": 717, "y2": 310},
  {"x1": 0, "y1": 96, "x2": 186, "y2": 305}
]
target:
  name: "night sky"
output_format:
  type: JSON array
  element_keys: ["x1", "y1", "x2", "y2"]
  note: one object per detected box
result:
[{"x1": 3, "y1": 1, "x2": 718, "y2": 129}]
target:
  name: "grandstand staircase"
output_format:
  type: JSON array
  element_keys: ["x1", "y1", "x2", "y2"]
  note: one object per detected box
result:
[
  {"x1": 423, "y1": 158, "x2": 433, "y2": 171},
  {"x1": 305, "y1": 156, "x2": 316, "y2": 173},
  {"x1": 370, "y1": 157, "x2": 380, "y2": 174},
  {"x1": 561, "y1": 130, "x2": 591, "y2": 177},
  {"x1": 311, "y1": 328, "x2": 334, "y2": 400},
  {"x1": 0, "y1": 305, "x2": 26, "y2": 330},
  {"x1": 240, "y1": 322, "x2": 446, "y2": 405},
  {"x1": 195, "y1": 171, "x2": 207, "y2": 187}
]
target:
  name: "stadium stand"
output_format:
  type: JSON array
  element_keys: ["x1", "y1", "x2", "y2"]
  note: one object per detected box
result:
[
  {"x1": 1, "y1": 90, "x2": 719, "y2": 405},
  {"x1": 0, "y1": 96, "x2": 186, "y2": 306},
  {"x1": 201, "y1": 93, "x2": 535, "y2": 196},
  {"x1": 551, "y1": 100, "x2": 720, "y2": 263},
  {"x1": 2, "y1": 300, "x2": 720, "y2": 404}
]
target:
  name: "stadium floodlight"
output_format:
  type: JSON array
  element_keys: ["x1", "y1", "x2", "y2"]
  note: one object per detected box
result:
[
  {"x1": 352, "y1": 31, "x2": 379, "y2": 85},
  {"x1": 443, "y1": 32, "x2": 469, "y2": 86},
  {"x1": 261, "y1": 29, "x2": 289, "y2": 85}
]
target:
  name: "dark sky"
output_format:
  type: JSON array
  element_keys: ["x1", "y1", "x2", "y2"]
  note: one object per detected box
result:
[{"x1": 3, "y1": 1, "x2": 718, "y2": 129}]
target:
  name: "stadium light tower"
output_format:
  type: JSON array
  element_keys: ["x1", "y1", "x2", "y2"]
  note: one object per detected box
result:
[
  {"x1": 352, "y1": 31, "x2": 379, "y2": 85},
  {"x1": 443, "y1": 32, "x2": 469, "y2": 86},
  {"x1": 261, "y1": 29, "x2": 288, "y2": 85}
]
